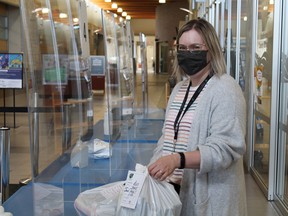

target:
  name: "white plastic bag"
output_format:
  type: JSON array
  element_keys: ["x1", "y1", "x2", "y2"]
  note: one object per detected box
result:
[
  {"x1": 74, "y1": 164, "x2": 182, "y2": 216},
  {"x1": 88, "y1": 138, "x2": 111, "y2": 159},
  {"x1": 74, "y1": 181, "x2": 125, "y2": 216},
  {"x1": 116, "y1": 165, "x2": 182, "y2": 216}
]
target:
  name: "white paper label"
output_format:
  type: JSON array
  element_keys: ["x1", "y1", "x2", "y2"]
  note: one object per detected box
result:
[
  {"x1": 87, "y1": 110, "x2": 93, "y2": 117},
  {"x1": 122, "y1": 108, "x2": 132, "y2": 115},
  {"x1": 120, "y1": 170, "x2": 146, "y2": 209}
]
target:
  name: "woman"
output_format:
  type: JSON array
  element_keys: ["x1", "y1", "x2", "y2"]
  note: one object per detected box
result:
[{"x1": 148, "y1": 18, "x2": 247, "y2": 216}]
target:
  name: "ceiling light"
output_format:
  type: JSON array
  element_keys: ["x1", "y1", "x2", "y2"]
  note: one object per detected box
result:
[
  {"x1": 159, "y1": 0, "x2": 166, "y2": 3},
  {"x1": 42, "y1": 8, "x2": 49, "y2": 14},
  {"x1": 243, "y1": 16, "x2": 247, "y2": 21},
  {"x1": 105, "y1": 0, "x2": 111, "y2": 2},
  {"x1": 126, "y1": 15, "x2": 131, "y2": 20},
  {"x1": 122, "y1": 11, "x2": 127, "y2": 17},
  {"x1": 180, "y1": 8, "x2": 193, "y2": 14},
  {"x1": 117, "y1": 8, "x2": 123, "y2": 13},
  {"x1": 32, "y1": 8, "x2": 42, "y2": 13},
  {"x1": 59, "y1": 13, "x2": 68, "y2": 18},
  {"x1": 114, "y1": 14, "x2": 118, "y2": 18},
  {"x1": 112, "y1": 3, "x2": 117, "y2": 9},
  {"x1": 73, "y1": 18, "x2": 79, "y2": 23},
  {"x1": 263, "y1": 6, "x2": 268, "y2": 10}
]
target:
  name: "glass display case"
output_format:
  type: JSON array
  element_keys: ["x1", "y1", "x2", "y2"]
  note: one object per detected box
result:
[{"x1": 251, "y1": 0, "x2": 274, "y2": 191}]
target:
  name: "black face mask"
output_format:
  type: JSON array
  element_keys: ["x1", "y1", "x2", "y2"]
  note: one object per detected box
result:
[{"x1": 177, "y1": 50, "x2": 209, "y2": 76}]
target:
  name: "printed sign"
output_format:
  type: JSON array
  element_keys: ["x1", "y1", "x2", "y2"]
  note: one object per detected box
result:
[
  {"x1": 90, "y1": 56, "x2": 105, "y2": 76},
  {"x1": 0, "y1": 53, "x2": 23, "y2": 89}
]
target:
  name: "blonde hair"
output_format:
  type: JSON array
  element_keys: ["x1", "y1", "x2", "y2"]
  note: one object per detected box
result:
[{"x1": 173, "y1": 18, "x2": 226, "y2": 81}]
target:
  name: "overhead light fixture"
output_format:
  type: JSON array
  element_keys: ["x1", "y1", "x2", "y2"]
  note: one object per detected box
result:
[
  {"x1": 32, "y1": 8, "x2": 40, "y2": 13},
  {"x1": 159, "y1": 0, "x2": 166, "y2": 3},
  {"x1": 126, "y1": 15, "x2": 131, "y2": 20},
  {"x1": 114, "y1": 14, "x2": 118, "y2": 18},
  {"x1": 243, "y1": 16, "x2": 247, "y2": 21},
  {"x1": 122, "y1": 11, "x2": 127, "y2": 17},
  {"x1": 42, "y1": 8, "x2": 49, "y2": 14},
  {"x1": 105, "y1": 0, "x2": 111, "y2": 2},
  {"x1": 180, "y1": 8, "x2": 193, "y2": 14},
  {"x1": 112, "y1": 3, "x2": 117, "y2": 9},
  {"x1": 73, "y1": 18, "x2": 79, "y2": 23},
  {"x1": 117, "y1": 7, "x2": 123, "y2": 13},
  {"x1": 59, "y1": 13, "x2": 68, "y2": 18}
]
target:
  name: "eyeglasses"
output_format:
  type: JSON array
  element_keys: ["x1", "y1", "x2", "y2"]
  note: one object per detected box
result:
[{"x1": 176, "y1": 43, "x2": 206, "y2": 52}]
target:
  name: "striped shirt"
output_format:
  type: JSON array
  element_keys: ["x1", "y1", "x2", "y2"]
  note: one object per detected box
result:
[{"x1": 163, "y1": 79, "x2": 207, "y2": 184}]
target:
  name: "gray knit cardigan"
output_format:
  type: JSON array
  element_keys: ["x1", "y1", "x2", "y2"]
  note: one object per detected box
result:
[{"x1": 152, "y1": 74, "x2": 247, "y2": 216}]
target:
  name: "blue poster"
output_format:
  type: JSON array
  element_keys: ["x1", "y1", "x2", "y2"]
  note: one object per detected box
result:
[
  {"x1": 90, "y1": 56, "x2": 105, "y2": 76},
  {"x1": 0, "y1": 53, "x2": 23, "y2": 89}
]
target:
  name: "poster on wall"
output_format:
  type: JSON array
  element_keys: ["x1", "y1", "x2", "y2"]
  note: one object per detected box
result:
[
  {"x1": 0, "y1": 53, "x2": 23, "y2": 89},
  {"x1": 90, "y1": 55, "x2": 105, "y2": 76},
  {"x1": 42, "y1": 54, "x2": 68, "y2": 85}
]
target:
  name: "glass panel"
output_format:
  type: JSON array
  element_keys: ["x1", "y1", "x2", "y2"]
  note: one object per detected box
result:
[
  {"x1": 224, "y1": 0, "x2": 229, "y2": 73},
  {"x1": 277, "y1": 0, "x2": 288, "y2": 207},
  {"x1": 239, "y1": 0, "x2": 247, "y2": 92},
  {"x1": 253, "y1": 0, "x2": 274, "y2": 187},
  {"x1": 102, "y1": 10, "x2": 121, "y2": 144},
  {"x1": 20, "y1": 0, "x2": 93, "y2": 214},
  {"x1": 230, "y1": 0, "x2": 237, "y2": 78},
  {"x1": 139, "y1": 33, "x2": 148, "y2": 113},
  {"x1": 218, "y1": 1, "x2": 224, "y2": 48}
]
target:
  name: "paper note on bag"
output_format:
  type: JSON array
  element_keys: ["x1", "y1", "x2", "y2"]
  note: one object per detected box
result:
[{"x1": 120, "y1": 170, "x2": 146, "y2": 209}]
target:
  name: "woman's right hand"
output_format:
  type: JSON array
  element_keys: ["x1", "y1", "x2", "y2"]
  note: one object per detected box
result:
[{"x1": 148, "y1": 154, "x2": 179, "y2": 181}]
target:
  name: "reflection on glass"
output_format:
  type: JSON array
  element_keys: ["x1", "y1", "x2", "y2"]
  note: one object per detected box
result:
[
  {"x1": 252, "y1": 1, "x2": 274, "y2": 187},
  {"x1": 229, "y1": 0, "x2": 237, "y2": 79},
  {"x1": 277, "y1": 0, "x2": 288, "y2": 207},
  {"x1": 102, "y1": 11, "x2": 122, "y2": 142},
  {"x1": 254, "y1": 115, "x2": 270, "y2": 186}
]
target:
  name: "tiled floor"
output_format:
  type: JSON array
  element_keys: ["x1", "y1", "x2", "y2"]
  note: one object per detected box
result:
[
  {"x1": 2, "y1": 71, "x2": 283, "y2": 215},
  {"x1": 245, "y1": 174, "x2": 280, "y2": 216}
]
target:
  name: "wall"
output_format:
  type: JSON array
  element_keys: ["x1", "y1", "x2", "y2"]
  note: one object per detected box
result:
[
  {"x1": 8, "y1": 6, "x2": 22, "y2": 53},
  {"x1": 155, "y1": 1, "x2": 188, "y2": 42},
  {"x1": 130, "y1": 19, "x2": 155, "y2": 36},
  {"x1": 0, "y1": 0, "x2": 18, "y2": 6},
  {"x1": 0, "y1": 3, "x2": 8, "y2": 52}
]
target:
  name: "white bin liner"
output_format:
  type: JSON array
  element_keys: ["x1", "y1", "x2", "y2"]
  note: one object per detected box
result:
[
  {"x1": 74, "y1": 164, "x2": 182, "y2": 216},
  {"x1": 74, "y1": 181, "x2": 124, "y2": 216}
]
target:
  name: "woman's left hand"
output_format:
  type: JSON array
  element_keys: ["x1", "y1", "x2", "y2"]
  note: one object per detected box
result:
[{"x1": 148, "y1": 154, "x2": 179, "y2": 181}]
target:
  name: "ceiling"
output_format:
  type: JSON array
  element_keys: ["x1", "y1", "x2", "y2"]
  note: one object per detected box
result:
[{"x1": 90, "y1": 0, "x2": 188, "y2": 19}]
